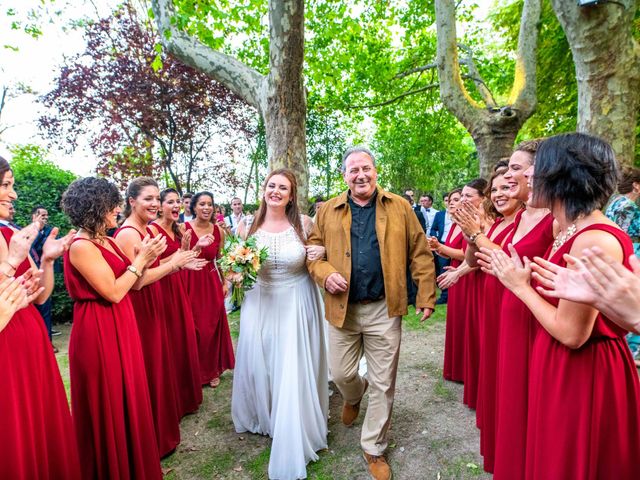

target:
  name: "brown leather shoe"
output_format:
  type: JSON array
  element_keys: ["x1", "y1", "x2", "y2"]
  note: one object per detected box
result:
[
  {"x1": 341, "y1": 378, "x2": 368, "y2": 426},
  {"x1": 363, "y1": 452, "x2": 392, "y2": 480}
]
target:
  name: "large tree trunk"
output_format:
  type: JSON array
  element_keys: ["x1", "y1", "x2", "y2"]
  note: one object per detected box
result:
[
  {"x1": 151, "y1": 0, "x2": 308, "y2": 205},
  {"x1": 435, "y1": 0, "x2": 541, "y2": 177},
  {"x1": 551, "y1": 0, "x2": 640, "y2": 166},
  {"x1": 263, "y1": 0, "x2": 308, "y2": 205}
]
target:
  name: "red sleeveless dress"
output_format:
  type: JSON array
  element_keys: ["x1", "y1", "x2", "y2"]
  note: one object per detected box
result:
[
  {"x1": 0, "y1": 227, "x2": 81, "y2": 479},
  {"x1": 493, "y1": 211, "x2": 554, "y2": 479},
  {"x1": 184, "y1": 222, "x2": 235, "y2": 384},
  {"x1": 462, "y1": 239, "x2": 481, "y2": 409},
  {"x1": 150, "y1": 222, "x2": 202, "y2": 416},
  {"x1": 64, "y1": 237, "x2": 162, "y2": 479},
  {"x1": 475, "y1": 217, "x2": 517, "y2": 473},
  {"x1": 525, "y1": 224, "x2": 640, "y2": 480},
  {"x1": 442, "y1": 226, "x2": 466, "y2": 382},
  {"x1": 113, "y1": 226, "x2": 180, "y2": 457}
]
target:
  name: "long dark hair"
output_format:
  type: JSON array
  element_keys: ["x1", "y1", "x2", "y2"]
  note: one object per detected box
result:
[
  {"x1": 160, "y1": 188, "x2": 182, "y2": 240},
  {"x1": 190, "y1": 191, "x2": 215, "y2": 221},
  {"x1": 0, "y1": 156, "x2": 10, "y2": 183},
  {"x1": 248, "y1": 168, "x2": 305, "y2": 244},
  {"x1": 122, "y1": 177, "x2": 158, "y2": 219}
]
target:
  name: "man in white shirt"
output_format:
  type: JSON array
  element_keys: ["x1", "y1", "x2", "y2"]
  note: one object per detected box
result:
[
  {"x1": 224, "y1": 197, "x2": 245, "y2": 235},
  {"x1": 179, "y1": 192, "x2": 194, "y2": 223},
  {"x1": 419, "y1": 194, "x2": 439, "y2": 233}
]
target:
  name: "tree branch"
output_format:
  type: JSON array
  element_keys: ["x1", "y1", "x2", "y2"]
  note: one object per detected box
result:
[
  {"x1": 458, "y1": 44, "x2": 497, "y2": 108},
  {"x1": 435, "y1": 0, "x2": 484, "y2": 127},
  {"x1": 395, "y1": 63, "x2": 437, "y2": 79},
  {"x1": 348, "y1": 83, "x2": 439, "y2": 109},
  {"x1": 508, "y1": 0, "x2": 541, "y2": 115},
  {"x1": 151, "y1": 0, "x2": 265, "y2": 112}
]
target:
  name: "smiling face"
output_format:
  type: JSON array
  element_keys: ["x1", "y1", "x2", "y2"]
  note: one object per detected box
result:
[
  {"x1": 420, "y1": 196, "x2": 433, "y2": 209},
  {"x1": 194, "y1": 194, "x2": 214, "y2": 222},
  {"x1": 491, "y1": 174, "x2": 520, "y2": 216},
  {"x1": 161, "y1": 191, "x2": 181, "y2": 223},
  {"x1": 182, "y1": 196, "x2": 191, "y2": 214},
  {"x1": 130, "y1": 185, "x2": 160, "y2": 222},
  {"x1": 503, "y1": 150, "x2": 533, "y2": 202},
  {"x1": 0, "y1": 170, "x2": 17, "y2": 221},
  {"x1": 344, "y1": 152, "x2": 378, "y2": 203},
  {"x1": 264, "y1": 174, "x2": 292, "y2": 209}
]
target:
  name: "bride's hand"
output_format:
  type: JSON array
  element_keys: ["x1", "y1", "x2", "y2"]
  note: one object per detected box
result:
[{"x1": 305, "y1": 245, "x2": 325, "y2": 261}]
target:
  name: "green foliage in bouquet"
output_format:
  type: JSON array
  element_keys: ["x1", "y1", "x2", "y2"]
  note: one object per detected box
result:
[{"x1": 218, "y1": 235, "x2": 268, "y2": 305}]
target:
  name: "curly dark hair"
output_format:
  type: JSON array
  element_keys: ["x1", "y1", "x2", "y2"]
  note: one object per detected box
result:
[
  {"x1": 533, "y1": 133, "x2": 619, "y2": 221},
  {"x1": 61, "y1": 177, "x2": 122, "y2": 238}
]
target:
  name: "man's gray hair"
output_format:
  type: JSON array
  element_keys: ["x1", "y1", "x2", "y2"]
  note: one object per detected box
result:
[{"x1": 341, "y1": 145, "x2": 377, "y2": 172}]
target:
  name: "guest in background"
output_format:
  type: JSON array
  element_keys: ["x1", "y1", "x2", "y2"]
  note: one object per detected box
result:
[
  {"x1": 30, "y1": 205, "x2": 57, "y2": 343},
  {"x1": 179, "y1": 192, "x2": 194, "y2": 223},
  {"x1": 224, "y1": 197, "x2": 245, "y2": 235},
  {"x1": 419, "y1": 194, "x2": 438, "y2": 232},
  {"x1": 604, "y1": 167, "x2": 640, "y2": 362},
  {"x1": 403, "y1": 193, "x2": 427, "y2": 232},
  {"x1": 430, "y1": 193, "x2": 452, "y2": 305},
  {"x1": 0, "y1": 203, "x2": 18, "y2": 229},
  {"x1": 62, "y1": 176, "x2": 164, "y2": 479}
]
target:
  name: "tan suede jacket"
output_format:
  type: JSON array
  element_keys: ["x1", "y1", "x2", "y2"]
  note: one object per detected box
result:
[{"x1": 307, "y1": 186, "x2": 436, "y2": 328}]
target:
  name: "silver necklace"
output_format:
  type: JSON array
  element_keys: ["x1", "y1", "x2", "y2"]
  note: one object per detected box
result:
[{"x1": 552, "y1": 223, "x2": 577, "y2": 251}]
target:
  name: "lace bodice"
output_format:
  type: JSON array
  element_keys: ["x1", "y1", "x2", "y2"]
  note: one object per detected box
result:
[{"x1": 255, "y1": 227, "x2": 307, "y2": 287}]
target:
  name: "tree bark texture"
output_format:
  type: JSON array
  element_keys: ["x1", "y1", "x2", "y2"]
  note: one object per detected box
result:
[
  {"x1": 151, "y1": 0, "x2": 308, "y2": 205},
  {"x1": 435, "y1": 0, "x2": 541, "y2": 178},
  {"x1": 551, "y1": 0, "x2": 640, "y2": 166}
]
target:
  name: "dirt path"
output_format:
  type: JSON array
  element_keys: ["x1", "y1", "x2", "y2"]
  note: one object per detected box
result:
[{"x1": 55, "y1": 308, "x2": 491, "y2": 479}]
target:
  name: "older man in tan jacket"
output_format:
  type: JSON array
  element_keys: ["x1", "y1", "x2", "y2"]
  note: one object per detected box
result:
[{"x1": 307, "y1": 146, "x2": 436, "y2": 480}]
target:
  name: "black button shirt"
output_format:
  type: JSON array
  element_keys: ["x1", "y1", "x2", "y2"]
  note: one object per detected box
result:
[{"x1": 347, "y1": 192, "x2": 385, "y2": 303}]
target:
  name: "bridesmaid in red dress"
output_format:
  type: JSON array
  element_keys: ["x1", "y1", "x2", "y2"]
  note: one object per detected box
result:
[
  {"x1": 114, "y1": 177, "x2": 197, "y2": 457},
  {"x1": 489, "y1": 133, "x2": 640, "y2": 479},
  {"x1": 458, "y1": 178, "x2": 488, "y2": 410},
  {"x1": 459, "y1": 169, "x2": 522, "y2": 472},
  {"x1": 183, "y1": 191, "x2": 235, "y2": 388},
  {"x1": 476, "y1": 140, "x2": 556, "y2": 480},
  {"x1": 61, "y1": 177, "x2": 165, "y2": 479},
  {"x1": 0, "y1": 157, "x2": 81, "y2": 479},
  {"x1": 148, "y1": 187, "x2": 205, "y2": 417},
  {"x1": 430, "y1": 188, "x2": 466, "y2": 382}
]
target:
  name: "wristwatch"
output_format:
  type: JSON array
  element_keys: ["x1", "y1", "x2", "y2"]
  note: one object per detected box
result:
[
  {"x1": 468, "y1": 231, "x2": 483, "y2": 244},
  {"x1": 126, "y1": 265, "x2": 143, "y2": 278}
]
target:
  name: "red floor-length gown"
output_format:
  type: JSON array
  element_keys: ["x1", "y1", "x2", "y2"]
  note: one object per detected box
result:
[
  {"x1": 151, "y1": 222, "x2": 202, "y2": 416},
  {"x1": 526, "y1": 224, "x2": 640, "y2": 480},
  {"x1": 0, "y1": 227, "x2": 81, "y2": 479},
  {"x1": 64, "y1": 237, "x2": 162, "y2": 479},
  {"x1": 475, "y1": 217, "x2": 516, "y2": 473},
  {"x1": 493, "y1": 211, "x2": 554, "y2": 480},
  {"x1": 184, "y1": 222, "x2": 235, "y2": 384},
  {"x1": 113, "y1": 226, "x2": 181, "y2": 457},
  {"x1": 442, "y1": 226, "x2": 466, "y2": 382},
  {"x1": 462, "y1": 239, "x2": 481, "y2": 409}
]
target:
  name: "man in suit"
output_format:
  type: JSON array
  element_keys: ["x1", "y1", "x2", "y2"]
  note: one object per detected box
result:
[
  {"x1": 429, "y1": 193, "x2": 451, "y2": 305},
  {"x1": 403, "y1": 194, "x2": 426, "y2": 232},
  {"x1": 419, "y1": 194, "x2": 439, "y2": 233},
  {"x1": 178, "y1": 192, "x2": 194, "y2": 223}
]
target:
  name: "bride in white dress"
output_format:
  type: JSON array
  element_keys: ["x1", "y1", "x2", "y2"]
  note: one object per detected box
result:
[{"x1": 231, "y1": 169, "x2": 329, "y2": 480}]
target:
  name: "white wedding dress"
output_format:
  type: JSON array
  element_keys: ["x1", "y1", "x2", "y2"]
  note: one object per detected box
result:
[{"x1": 231, "y1": 226, "x2": 328, "y2": 480}]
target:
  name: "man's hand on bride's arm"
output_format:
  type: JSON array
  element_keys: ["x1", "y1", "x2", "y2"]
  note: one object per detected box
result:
[{"x1": 304, "y1": 245, "x2": 326, "y2": 261}]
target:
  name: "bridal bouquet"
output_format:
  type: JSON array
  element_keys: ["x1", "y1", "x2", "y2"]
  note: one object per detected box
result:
[{"x1": 218, "y1": 235, "x2": 269, "y2": 305}]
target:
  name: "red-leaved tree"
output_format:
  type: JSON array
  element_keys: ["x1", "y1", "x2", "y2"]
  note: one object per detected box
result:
[{"x1": 39, "y1": 3, "x2": 252, "y2": 193}]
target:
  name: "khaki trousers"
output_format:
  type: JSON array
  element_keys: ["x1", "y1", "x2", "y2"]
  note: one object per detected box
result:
[{"x1": 328, "y1": 299, "x2": 401, "y2": 456}]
